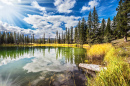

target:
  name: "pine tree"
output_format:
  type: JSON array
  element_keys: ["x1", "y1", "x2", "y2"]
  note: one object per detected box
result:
[
  {"x1": 88, "y1": 11, "x2": 92, "y2": 29},
  {"x1": 104, "y1": 18, "x2": 112, "y2": 42},
  {"x1": 0, "y1": 31, "x2": 1, "y2": 44},
  {"x1": 27, "y1": 35, "x2": 29, "y2": 43},
  {"x1": 74, "y1": 27, "x2": 78, "y2": 43},
  {"x1": 92, "y1": 6, "x2": 99, "y2": 43},
  {"x1": 70, "y1": 26, "x2": 73, "y2": 44},
  {"x1": 116, "y1": 0, "x2": 130, "y2": 42},
  {"x1": 56, "y1": 31, "x2": 58, "y2": 43},
  {"x1": 25, "y1": 36, "x2": 27, "y2": 43},
  {"x1": 67, "y1": 29, "x2": 70, "y2": 44},
  {"x1": 58, "y1": 33, "x2": 61, "y2": 44},
  {"x1": 62, "y1": 31, "x2": 63, "y2": 44},
  {"x1": 65, "y1": 28, "x2": 68, "y2": 44},
  {"x1": 87, "y1": 11, "x2": 92, "y2": 43},
  {"x1": 63, "y1": 33, "x2": 65, "y2": 44},
  {"x1": 80, "y1": 18, "x2": 86, "y2": 44},
  {"x1": 77, "y1": 21, "x2": 81, "y2": 44},
  {"x1": 101, "y1": 18, "x2": 106, "y2": 36},
  {"x1": 112, "y1": 16, "x2": 118, "y2": 39},
  {"x1": 100, "y1": 18, "x2": 106, "y2": 42},
  {"x1": 48, "y1": 37, "x2": 50, "y2": 43},
  {"x1": 43, "y1": 33, "x2": 45, "y2": 44},
  {"x1": 33, "y1": 34, "x2": 35, "y2": 43},
  {"x1": 92, "y1": 6, "x2": 99, "y2": 30},
  {"x1": 14, "y1": 32, "x2": 16, "y2": 44}
]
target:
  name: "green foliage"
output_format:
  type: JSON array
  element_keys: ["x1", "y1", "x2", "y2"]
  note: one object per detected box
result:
[
  {"x1": 116, "y1": 0, "x2": 130, "y2": 42},
  {"x1": 104, "y1": 18, "x2": 112, "y2": 43}
]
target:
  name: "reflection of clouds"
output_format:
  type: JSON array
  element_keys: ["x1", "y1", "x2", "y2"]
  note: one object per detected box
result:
[
  {"x1": 23, "y1": 49, "x2": 76, "y2": 73},
  {"x1": 0, "y1": 49, "x2": 43, "y2": 66},
  {"x1": 0, "y1": 47, "x2": 79, "y2": 86},
  {"x1": 23, "y1": 48, "x2": 76, "y2": 85}
]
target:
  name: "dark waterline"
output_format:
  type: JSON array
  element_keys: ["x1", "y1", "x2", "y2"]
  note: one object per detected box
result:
[{"x1": 0, "y1": 46, "x2": 88, "y2": 86}]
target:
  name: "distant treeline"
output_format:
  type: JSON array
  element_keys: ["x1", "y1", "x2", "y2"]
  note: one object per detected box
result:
[{"x1": 0, "y1": 0, "x2": 129, "y2": 44}]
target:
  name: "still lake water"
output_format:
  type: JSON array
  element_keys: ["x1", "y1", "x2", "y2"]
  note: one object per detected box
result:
[{"x1": 0, "y1": 46, "x2": 87, "y2": 86}]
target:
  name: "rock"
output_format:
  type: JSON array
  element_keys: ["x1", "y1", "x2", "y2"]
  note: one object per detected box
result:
[{"x1": 79, "y1": 63, "x2": 107, "y2": 72}]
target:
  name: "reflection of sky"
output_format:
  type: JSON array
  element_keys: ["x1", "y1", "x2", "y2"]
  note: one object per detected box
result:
[
  {"x1": 0, "y1": 47, "x2": 77, "y2": 86},
  {"x1": 23, "y1": 48, "x2": 75, "y2": 73},
  {"x1": 0, "y1": 50, "x2": 34, "y2": 66}
]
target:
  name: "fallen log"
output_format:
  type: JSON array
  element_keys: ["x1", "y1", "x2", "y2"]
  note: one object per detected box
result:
[{"x1": 79, "y1": 63, "x2": 107, "y2": 72}]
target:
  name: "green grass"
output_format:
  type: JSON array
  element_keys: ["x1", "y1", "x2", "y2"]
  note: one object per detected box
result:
[{"x1": 87, "y1": 38, "x2": 130, "y2": 86}]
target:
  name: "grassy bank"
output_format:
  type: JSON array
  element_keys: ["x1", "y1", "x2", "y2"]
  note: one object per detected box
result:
[
  {"x1": 1, "y1": 43, "x2": 90, "y2": 49},
  {"x1": 87, "y1": 37, "x2": 130, "y2": 86}
]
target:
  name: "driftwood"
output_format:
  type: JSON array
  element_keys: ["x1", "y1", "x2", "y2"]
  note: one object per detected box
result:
[{"x1": 79, "y1": 63, "x2": 107, "y2": 72}]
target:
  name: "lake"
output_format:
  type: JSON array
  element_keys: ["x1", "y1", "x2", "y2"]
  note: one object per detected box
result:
[{"x1": 0, "y1": 46, "x2": 87, "y2": 86}]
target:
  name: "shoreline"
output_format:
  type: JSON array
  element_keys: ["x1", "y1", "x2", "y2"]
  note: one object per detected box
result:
[{"x1": 0, "y1": 43, "x2": 90, "y2": 49}]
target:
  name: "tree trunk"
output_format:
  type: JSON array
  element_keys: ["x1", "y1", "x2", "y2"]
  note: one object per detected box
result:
[{"x1": 124, "y1": 35, "x2": 127, "y2": 42}]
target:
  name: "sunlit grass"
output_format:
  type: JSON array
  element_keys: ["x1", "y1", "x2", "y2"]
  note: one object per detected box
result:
[
  {"x1": 87, "y1": 43, "x2": 112, "y2": 59},
  {"x1": 87, "y1": 45, "x2": 130, "y2": 86},
  {"x1": 1, "y1": 43, "x2": 90, "y2": 49}
]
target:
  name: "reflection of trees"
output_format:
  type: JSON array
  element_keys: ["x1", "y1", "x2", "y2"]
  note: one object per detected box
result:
[
  {"x1": 0, "y1": 47, "x2": 86, "y2": 64},
  {"x1": 55, "y1": 47, "x2": 86, "y2": 64},
  {"x1": 0, "y1": 47, "x2": 29, "y2": 59},
  {"x1": 0, "y1": 47, "x2": 45, "y2": 59}
]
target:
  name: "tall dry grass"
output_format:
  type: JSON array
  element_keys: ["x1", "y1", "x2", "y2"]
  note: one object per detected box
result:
[
  {"x1": 87, "y1": 43, "x2": 112, "y2": 59},
  {"x1": 87, "y1": 44, "x2": 130, "y2": 86}
]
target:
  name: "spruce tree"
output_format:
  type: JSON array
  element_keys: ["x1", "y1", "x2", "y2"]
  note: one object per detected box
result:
[
  {"x1": 43, "y1": 33, "x2": 45, "y2": 44},
  {"x1": 67, "y1": 29, "x2": 70, "y2": 44},
  {"x1": 116, "y1": 0, "x2": 130, "y2": 42},
  {"x1": 74, "y1": 27, "x2": 78, "y2": 43},
  {"x1": 0, "y1": 31, "x2": 1, "y2": 44},
  {"x1": 27, "y1": 35, "x2": 29, "y2": 43},
  {"x1": 33, "y1": 34, "x2": 35, "y2": 43},
  {"x1": 101, "y1": 18, "x2": 106, "y2": 36},
  {"x1": 104, "y1": 18, "x2": 112, "y2": 42},
  {"x1": 48, "y1": 37, "x2": 50, "y2": 43},
  {"x1": 65, "y1": 28, "x2": 68, "y2": 43},
  {"x1": 62, "y1": 31, "x2": 63, "y2": 44},
  {"x1": 80, "y1": 18, "x2": 86, "y2": 44},
  {"x1": 100, "y1": 18, "x2": 106, "y2": 42},
  {"x1": 87, "y1": 11, "x2": 92, "y2": 43},
  {"x1": 92, "y1": 6, "x2": 99, "y2": 30},
  {"x1": 112, "y1": 16, "x2": 118, "y2": 39},
  {"x1": 92, "y1": 6, "x2": 99, "y2": 43},
  {"x1": 77, "y1": 21, "x2": 81, "y2": 44},
  {"x1": 56, "y1": 31, "x2": 58, "y2": 43},
  {"x1": 58, "y1": 33, "x2": 61, "y2": 44},
  {"x1": 71, "y1": 26, "x2": 73, "y2": 44}
]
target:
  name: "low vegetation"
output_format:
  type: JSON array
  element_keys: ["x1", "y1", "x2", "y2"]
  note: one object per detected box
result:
[
  {"x1": 87, "y1": 37, "x2": 130, "y2": 86},
  {"x1": 87, "y1": 43, "x2": 112, "y2": 59}
]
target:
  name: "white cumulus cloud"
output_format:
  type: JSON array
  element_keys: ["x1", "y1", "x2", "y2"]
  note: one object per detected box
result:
[
  {"x1": 54, "y1": 0, "x2": 76, "y2": 13},
  {"x1": 81, "y1": 0, "x2": 99, "y2": 12},
  {"x1": 23, "y1": 14, "x2": 80, "y2": 38},
  {"x1": 31, "y1": 1, "x2": 46, "y2": 13}
]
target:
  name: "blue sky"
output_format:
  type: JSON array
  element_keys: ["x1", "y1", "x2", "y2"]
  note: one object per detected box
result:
[{"x1": 0, "y1": 0, "x2": 118, "y2": 38}]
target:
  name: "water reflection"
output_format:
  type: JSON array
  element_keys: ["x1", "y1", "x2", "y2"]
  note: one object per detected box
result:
[{"x1": 0, "y1": 47, "x2": 86, "y2": 86}]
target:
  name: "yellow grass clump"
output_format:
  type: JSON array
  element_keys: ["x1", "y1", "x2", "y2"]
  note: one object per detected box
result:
[
  {"x1": 88, "y1": 47, "x2": 130, "y2": 86},
  {"x1": 87, "y1": 43, "x2": 113, "y2": 59}
]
